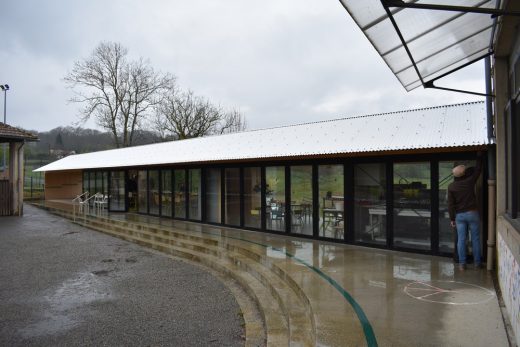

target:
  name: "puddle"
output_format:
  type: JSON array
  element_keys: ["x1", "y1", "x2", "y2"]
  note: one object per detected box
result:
[
  {"x1": 19, "y1": 272, "x2": 112, "y2": 338},
  {"x1": 92, "y1": 269, "x2": 113, "y2": 276}
]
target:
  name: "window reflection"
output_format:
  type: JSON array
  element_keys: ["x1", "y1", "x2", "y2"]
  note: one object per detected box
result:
[
  {"x1": 109, "y1": 171, "x2": 125, "y2": 211},
  {"x1": 354, "y1": 163, "x2": 386, "y2": 245},
  {"x1": 206, "y1": 168, "x2": 221, "y2": 223},
  {"x1": 189, "y1": 169, "x2": 201, "y2": 220},
  {"x1": 244, "y1": 167, "x2": 261, "y2": 228},
  {"x1": 82, "y1": 172, "x2": 89, "y2": 194},
  {"x1": 319, "y1": 165, "x2": 343, "y2": 239},
  {"x1": 290, "y1": 166, "x2": 313, "y2": 236},
  {"x1": 225, "y1": 168, "x2": 241, "y2": 226},
  {"x1": 161, "y1": 170, "x2": 172, "y2": 217},
  {"x1": 265, "y1": 166, "x2": 285, "y2": 232},
  {"x1": 438, "y1": 160, "x2": 476, "y2": 254},
  {"x1": 393, "y1": 162, "x2": 431, "y2": 250},
  {"x1": 138, "y1": 170, "x2": 148, "y2": 214},
  {"x1": 89, "y1": 172, "x2": 96, "y2": 197},
  {"x1": 174, "y1": 170, "x2": 186, "y2": 218},
  {"x1": 148, "y1": 170, "x2": 160, "y2": 215}
]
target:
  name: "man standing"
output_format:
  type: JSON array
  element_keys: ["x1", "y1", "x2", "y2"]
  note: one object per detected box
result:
[{"x1": 448, "y1": 153, "x2": 483, "y2": 270}]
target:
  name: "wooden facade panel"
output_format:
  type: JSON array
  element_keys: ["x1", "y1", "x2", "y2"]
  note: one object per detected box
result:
[{"x1": 44, "y1": 170, "x2": 82, "y2": 199}]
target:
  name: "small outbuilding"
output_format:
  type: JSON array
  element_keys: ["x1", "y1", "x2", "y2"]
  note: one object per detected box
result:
[{"x1": 0, "y1": 123, "x2": 39, "y2": 216}]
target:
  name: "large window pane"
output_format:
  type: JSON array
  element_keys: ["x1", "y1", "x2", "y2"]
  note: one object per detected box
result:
[
  {"x1": 319, "y1": 165, "x2": 344, "y2": 239},
  {"x1": 102, "y1": 172, "x2": 108, "y2": 196},
  {"x1": 244, "y1": 167, "x2": 262, "y2": 228},
  {"x1": 89, "y1": 172, "x2": 96, "y2": 197},
  {"x1": 189, "y1": 169, "x2": 201, "y2": 220},
  {"x1": 174, "y1": 170, "x2": 186, "y2": 218},
  {"x1": 225, "y1": 168, "x2": 241, "y2": 226},
  {"x1": 82, "y1": 171, "x2": 89, "y2": 195},
  {"x1": 128, "y1": 171, "x2": 138, "y2": 212},
  {"x1": 137, "y1": 170, "x2": 148, "y2": 214},
  {"x1": 265, "y1": 166, "x2": 285, "y2": 232},
  {"x1": 206, "y1": 168, "x2": 221, "y2": 223},
  {"x1": 354, "y1": 163, "x2": 386, "y2": 245},
  {"x1": 290, "y1": 166, "x2": 313, "y2": 236},
  {"x1": 148, "y1": 170, "x2": 160, "y2": 215},
  {"x1": 393, "y1": 162, "x2": 431, "y2": 250},
  {"x1": 439, "y1": 160, "x2": 476, "y2": 254},
  {"x1": 161, "y1": 170, "x2": 173, "y2": 217},
  {"x1": 109, "y1": 171, "x2": 125, "y2": 211},
  {"x1": 95, "y1": 172, "x2": 103, "y2": 195}
]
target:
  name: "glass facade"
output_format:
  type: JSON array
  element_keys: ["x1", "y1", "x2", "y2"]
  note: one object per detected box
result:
[
  {"x1": 206, "y1": 168, "x2": 221, "y2": 224},
  {"x1": 89, "y1": 172, "x2": 96, "y2": 197},
  {"x1": 82, "y1": 172, "x2": 89, "y2": 195},
  {"x1": 290, "y1": 166, "x2": 313, "y2": 236},
  {"x1": 161, "y1": 170, "x2": 173, "y2": 217},
  {"x1": 438, "y1": 160, "x2": 476, "y2": 254},
  {"x1": 148, "y1": 170, "x2": 160, "y2": 215},
  {"x1": 393, "y1": 162, "x2": 431, "y2": 250},
  {"x1": 189, "y1": 169, "x2": 201, "y2": 220},
  {"x1": 244, "y1": 167, "x2": 262, "y2": 229},
  {"x1": 225, "y1": 168, "x2": 241, "y2": 226},
  {"x1": 174, "y1": 170, "x2": 186, "y2": 218},
  {"x1": 95, "y1": 172, "x2": 103, "y2": 196},
  {"x1": 318, "y1": 165, "x2": 344, "y2": 239},
  {"x1": 79, "y1": 154, "x2": 481, "y2": 257},
  {"x1": 109, "y1": 171, "x2": 125, "y2": 211},
  {"x1": 102, "y1": 172, "x2": 108, "y2": 195},
  {"x1": 354, "y1": 163, "x2": 386, "y2": 245},
  {"x1": 138, "y1": 170, "x2": 148, "y2": 214},
  {"x1": 265, "y1": 166, "x2": 285, "y2": 232}
]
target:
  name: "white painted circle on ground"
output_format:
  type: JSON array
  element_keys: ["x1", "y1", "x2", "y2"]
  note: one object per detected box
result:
[{"x1": 404, "y1": 280, "x2": 495, "y2": 305}]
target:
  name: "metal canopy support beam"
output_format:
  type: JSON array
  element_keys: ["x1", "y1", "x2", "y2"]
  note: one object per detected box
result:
[
  {"x1": 425, "y1": 51, "x2": 495, "y2": 97},
  {"x1": 382, "y1": 0, "x2": 520, "y2": 17},
  {"x1": 424, "y1": 81, "x2": 493, "y2": 97},
  {"x1": 380, "y1": 0, "x2": 425, "y2": 86},
  {"x1": 380, "y1": 0, "x2": 497, "y2": 97}
]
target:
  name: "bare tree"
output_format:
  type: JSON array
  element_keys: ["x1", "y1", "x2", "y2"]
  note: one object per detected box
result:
[
  {"x1": 64, "y1": 42, "x2": 173, "y2": 147},
  {"x1": 154, "y1": 88, "x2": 246, "y2": 140}
]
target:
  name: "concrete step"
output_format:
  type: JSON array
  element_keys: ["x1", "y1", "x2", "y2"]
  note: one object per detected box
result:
[{"x1": 80, "y1": 216, "x2": 316, "y2": 346}]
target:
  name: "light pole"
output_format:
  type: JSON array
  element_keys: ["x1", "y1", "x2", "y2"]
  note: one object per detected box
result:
[{"x1": 0, "y1": 84, "x2": 9, "y2": 170}]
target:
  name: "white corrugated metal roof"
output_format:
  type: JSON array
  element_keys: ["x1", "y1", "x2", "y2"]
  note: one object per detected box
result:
[{"x1": 35, "y1": 101, "x2": 489, "y2": 172}]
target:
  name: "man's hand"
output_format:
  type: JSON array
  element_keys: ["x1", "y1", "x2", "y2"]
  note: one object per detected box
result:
[{"x1": 450, "y1": 220, "x2": 456, "y2": 228}]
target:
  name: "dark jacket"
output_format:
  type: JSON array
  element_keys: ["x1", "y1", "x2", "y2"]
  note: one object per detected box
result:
[{"x1": 448, "y1": 159, "x2": 482, "y2": 221}]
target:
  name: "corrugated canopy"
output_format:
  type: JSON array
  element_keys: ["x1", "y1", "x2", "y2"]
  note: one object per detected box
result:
[
  {"x1": 339, "y1": 0, "x2": 498, "y2": 91},
  {"x1": 36, "y1": 102, "x2": 488, "y2": 172}
]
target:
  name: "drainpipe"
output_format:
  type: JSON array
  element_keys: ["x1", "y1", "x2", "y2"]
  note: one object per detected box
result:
[
  {"x1": 17, "y1": 141, "x2": 25, "y2": 216},
  {"x1": 485, "y1": 56, "x2": 496, "y2": 271}
]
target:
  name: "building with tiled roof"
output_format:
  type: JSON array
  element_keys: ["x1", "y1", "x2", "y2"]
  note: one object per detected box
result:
[{"x1": 0, "y1": 123, "x2": 38, "y2": 216}]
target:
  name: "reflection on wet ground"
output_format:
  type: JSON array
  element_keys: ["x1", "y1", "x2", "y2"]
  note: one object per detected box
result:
[
  {"x1": 33, "y1": 200, "x2": 510, "y2": 346},
  {"x1": 20, "y1": 272, "x2": 112, "y2": 338},
  {"x1": 108, "y1": 211, "x2": 509, "y2": 347}
]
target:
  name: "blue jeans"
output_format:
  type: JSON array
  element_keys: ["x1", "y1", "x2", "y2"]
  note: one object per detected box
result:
[{"x1": 455, "y1": 211, "x2": 481, "y2": 265}]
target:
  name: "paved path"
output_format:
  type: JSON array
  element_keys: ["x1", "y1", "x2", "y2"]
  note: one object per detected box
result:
[{"x1": 0, "y1": 205, "x2": 245, "y2": 347}]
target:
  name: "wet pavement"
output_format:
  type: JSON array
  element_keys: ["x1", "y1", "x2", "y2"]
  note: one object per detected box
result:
[
  {"x1": 0, "y1": 205, "x2": 244, "y2": 347},
  {"x1": 104, "y1": 210, "x2": 511, "y2": 347}
]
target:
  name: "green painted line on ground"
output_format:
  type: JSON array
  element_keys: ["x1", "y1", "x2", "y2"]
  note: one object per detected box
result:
[{"x1": 199, "y1": 229, "x2": 379, "y2": 347}]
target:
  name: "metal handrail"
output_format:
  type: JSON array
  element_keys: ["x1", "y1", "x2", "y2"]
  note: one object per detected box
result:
[
  {"x1": 72, "y1": 191, "x2": 89, "y2": 203},
  {"x1": 72, "y1": 192, "x2": 99, "y2": 221}
]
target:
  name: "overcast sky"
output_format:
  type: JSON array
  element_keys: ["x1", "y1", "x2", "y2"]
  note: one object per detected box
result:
[{"x1": 1, "y1": 0, "x2": 485, "y2": 133}]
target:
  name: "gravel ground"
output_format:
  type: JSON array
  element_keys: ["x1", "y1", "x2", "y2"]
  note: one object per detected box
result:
[{"x1": 0, "y1": 205, "x2": 245, "y2": 347}]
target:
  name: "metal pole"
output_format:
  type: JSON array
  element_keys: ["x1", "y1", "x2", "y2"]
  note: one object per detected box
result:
[{"x1": 2, "y1": 88, "x2": 6, "y2": 171}]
